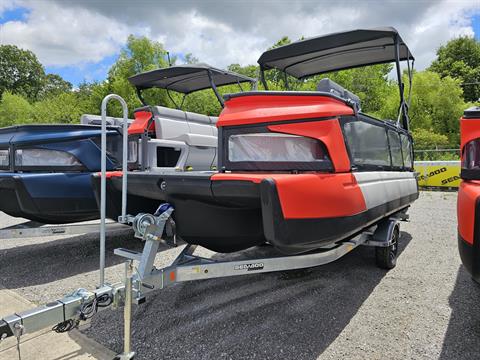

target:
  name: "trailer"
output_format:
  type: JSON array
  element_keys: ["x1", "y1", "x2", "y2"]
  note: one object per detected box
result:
[{"x1": 0, "y1": 94, "x2": 410, "y2": 359}]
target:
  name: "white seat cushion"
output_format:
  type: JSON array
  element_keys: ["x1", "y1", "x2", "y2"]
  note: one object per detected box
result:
[
  {"x1": 153, "y1": 106, "x2": 189, "y2": 140},
  {"x1": 171, "y1": 133, "x2": 217, "y2": 147}
]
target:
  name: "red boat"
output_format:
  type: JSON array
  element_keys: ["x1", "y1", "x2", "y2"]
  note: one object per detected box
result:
[
  {"x1": 457, "y1": 106, "x2": 480, "y2": 282},
  {"x1": 100, "y1": 27, "x2": 419, "y2": 257}
]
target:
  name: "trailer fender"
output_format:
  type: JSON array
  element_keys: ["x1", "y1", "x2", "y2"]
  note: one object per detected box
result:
[{"x1": 372, "y1": 218, "x2": 399, "y2": 245}]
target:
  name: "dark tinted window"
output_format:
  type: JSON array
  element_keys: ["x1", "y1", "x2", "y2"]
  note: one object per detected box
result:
[
  {"x1": 400, "y1": 134, "x2": 413, "y2": 168},
  {"x1": 388, "y1": 130, "x2": 403, "y2": 167},
  {"x1": 344, "y1": 121, "x2": 390, "y2": 167},
  {"x1": 463, "y1": 138, "x2": 480, "y2": 170},
  {"x1": 0, "y1": 148, "x2": 9, "y2": 169},
  {"x1": 157, "y1": 147, "x2": 181, "y2": 167}
]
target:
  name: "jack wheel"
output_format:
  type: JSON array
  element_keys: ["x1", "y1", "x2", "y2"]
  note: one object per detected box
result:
[{"x1": 375, "y1": 224, "x2": 399, "y2": 270}]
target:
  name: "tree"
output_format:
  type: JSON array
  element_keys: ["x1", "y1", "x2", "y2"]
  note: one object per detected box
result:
[
  {"x1": 227, "y1": 64, "x2": 258, "y2": 81},
  {"x1": 411, "y1": 128, "x2": 449, "y2": 149},
  {"x1": 108, "y1": 35, "x2": 170, "y2": 80},
  {"x1": 310, "y1": 64, "x2": 394, "y2": 114},
  {"x1": 38, "y1": 74, "x2": 72, "y2": 99},
  {"x1": 0, "y1": 45, "x2": 46, "y2": 101},
  {"x1": 0, "y1": 92, "x2": 34, "y2": 127},
  {"x1": 429, "y1": 36, "x2": 480, "y2": 102},
  {"x1": 106, "y1": 35, "x2": 172, "y2": 117},
  {"x1": 33, "y1": 92, "x2": 89, "y2": 124},
  {"x1": 377, "y1": 71, "x2": 468, "y2": 146}
]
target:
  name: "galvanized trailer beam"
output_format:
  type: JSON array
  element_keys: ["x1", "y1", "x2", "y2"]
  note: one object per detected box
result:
[
  {"x1": 0, "y1": 285, "x2": 123, "y2": 340},
  {"x1": 0, "y1": 220, "x2": 129, "y2": 239}
]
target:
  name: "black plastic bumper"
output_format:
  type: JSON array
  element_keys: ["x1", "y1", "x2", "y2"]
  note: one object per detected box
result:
[
  {"x1": 458, "y1": 197, "x2": 480, "y2": 283},
  {"x1": 0, "y1": 175, "x2": 98, "y2": 224},
  {"x1": 91, "y1": 173, "x2": 162, "y2": 221}
]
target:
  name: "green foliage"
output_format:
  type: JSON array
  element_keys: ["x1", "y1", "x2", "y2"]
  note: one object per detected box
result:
[
  {"x1": 411, "y1": 128, "x2": 449, "y2": 149},
  {"x1": 314, "y1": 64, "x2": 394, "y2": 114},
  {"x1": 227, "y1": 64, "x2": 258, "y2": 80},
  {"x1": 39, "y1": 74, "x2": 72, "y2": 99},
  {"x1": 0, "y1": 91, "x2": 34, "y2": 127},
  {"x1": 102, "y1": 35, "x2": 172, "y2": 117},
  {"x1": 377, "y1": 71, "x2": 467, "y2": 146},
  {"x1": 108, "y1": 35, "x2": 170, "y2": 80},
  {"x1": 429, "y1": 36, "x2": 480, "y2": 102},
  {"x1": 32, "y1": 92, "x2": 90, "y2": 124},
  {"x1": 0, "y1": 45, "x2": 46, "y2": 101}
]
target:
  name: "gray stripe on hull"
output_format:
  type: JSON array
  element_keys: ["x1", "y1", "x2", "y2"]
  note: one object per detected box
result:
[{"x1": 353, "y1": 171, "x2": 418, "y2": 210}]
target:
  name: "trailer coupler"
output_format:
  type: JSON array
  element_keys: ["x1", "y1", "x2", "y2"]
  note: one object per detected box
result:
[{"x1": 0, "y1": 285, "x2": 124, "y2": 342}]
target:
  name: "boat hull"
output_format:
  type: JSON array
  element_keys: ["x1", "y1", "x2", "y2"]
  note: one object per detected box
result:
[
  {"x1": 0, "y1": 172, "x2": 99, "y2": 223},
  {"x1": 91, "y1": 173, "x2": 162, "y2": 221},
  {"x1": 103, "y1": 171, "x2": 418, "y2": 254}
]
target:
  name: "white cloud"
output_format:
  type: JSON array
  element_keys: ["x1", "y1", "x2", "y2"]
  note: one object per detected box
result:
[
  {"x1": 0, "y1": 0, "x2": 144, "y2": 66},
  {"x1": 0, "y1": 0, "x2": 478, "y2": 72}
]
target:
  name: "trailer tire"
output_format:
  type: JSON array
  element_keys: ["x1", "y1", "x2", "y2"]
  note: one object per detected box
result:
[{"x1": 375, "y1": 224, "x2": 400, "y2": 270}]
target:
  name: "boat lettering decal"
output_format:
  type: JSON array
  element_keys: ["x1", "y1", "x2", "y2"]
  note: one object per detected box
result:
[{"x1": 234, "y1": 263, "x2": 264, "y2": 271}]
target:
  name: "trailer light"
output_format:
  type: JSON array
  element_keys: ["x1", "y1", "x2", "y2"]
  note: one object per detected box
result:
[
  {"x1": 0, "y1": 149, "x2": 9, "y2": 167},
  {"x1": 463, "y1": 139, "x2": 480, "y2": 170},
  {"x1": 15, "y1": 149, "x2": 82, "y2": 167},
  {"x1": 228, "y1": 133, "x2": 328, "y2": 162}
]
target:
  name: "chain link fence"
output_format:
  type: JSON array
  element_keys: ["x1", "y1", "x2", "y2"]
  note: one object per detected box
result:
[{"x1": 414, "y1": 148, "x2": 460, "y2": 161}]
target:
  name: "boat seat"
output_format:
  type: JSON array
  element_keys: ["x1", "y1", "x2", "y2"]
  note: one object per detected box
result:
[
  {"x1": 316, "y1": 78, "x2": 361, "y2": 111},
  {"x1": 186, "y1": 111, "x2": 217, "y2": 137},
  {"x1": 146, "y1": 106, "x2": 218, "y2": 171},
  {"x1": 152, "y1": 106, "x2": 190, "y2": 140},
  {"x1": 171, "y1": 133, "x2": 218, "y2": 147},
  {"x1": 152, "y1": 106, "x2": 218, "y2": 140},
  {"x1": 210, "y1": 117, "x2": 218, "y2": 136}
]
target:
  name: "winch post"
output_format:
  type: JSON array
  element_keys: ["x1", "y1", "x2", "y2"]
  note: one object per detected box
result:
[{"x1": 100, "y1": 94, "x2": 129, "y2": 287}]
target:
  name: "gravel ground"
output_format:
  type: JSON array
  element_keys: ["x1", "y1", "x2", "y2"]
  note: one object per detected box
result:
[{"x1": 1, "y1": 191, "x2": 479, "y2": 359}]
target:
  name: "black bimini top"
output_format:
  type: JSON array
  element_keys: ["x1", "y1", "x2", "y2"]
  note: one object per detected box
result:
[
  {"x1": 128, "y1": 63, "x2": 256, "y2": 94},
  {"x1": 257, "y1": 27, "x2": 414, "y2": 78}
]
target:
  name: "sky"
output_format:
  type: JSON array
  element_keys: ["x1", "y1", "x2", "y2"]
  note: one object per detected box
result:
[{"x1": 0, "y1": 0, "x2": 479, "y2": 86}]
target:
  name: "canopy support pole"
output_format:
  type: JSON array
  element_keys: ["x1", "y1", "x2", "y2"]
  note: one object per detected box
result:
[
  {"x1": 394, "y1": 35, "x2": 409, "y2": 131},
  {"x1": 259, "y1": 65, "x2": 269, "y2": 90},
  {"x1": 207, "y1": 70, "x2": 224, "y2": 108}
]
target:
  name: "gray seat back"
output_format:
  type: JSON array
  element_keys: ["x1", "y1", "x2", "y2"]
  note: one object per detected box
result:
[
  {"x1": 185, "y1": 111, "x2": 216, "y2": 137},
  {"x1": 152, "y1": 106, "x2": 189, "y2": 140}
]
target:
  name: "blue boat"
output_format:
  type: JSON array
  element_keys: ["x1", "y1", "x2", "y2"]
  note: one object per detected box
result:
[
  {"x1": 0, "y1": 65, "x2": 254, "y2": 224},
  {"x1": 0, "y1": 124, "x2": 125, "y2": 223}
]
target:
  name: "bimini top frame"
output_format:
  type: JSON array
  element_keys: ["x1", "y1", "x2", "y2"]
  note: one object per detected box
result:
[
  {"x1": 129, "y1": 63, "x2": 256, "y2": 109},
  {"x1": 257, "y1": 27, "x2": 414, "y2": 130}
]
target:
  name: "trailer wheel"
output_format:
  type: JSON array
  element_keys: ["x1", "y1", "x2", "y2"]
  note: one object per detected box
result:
[{"x1": 375, "y1": 224, "x2": 400, "y2": 269}]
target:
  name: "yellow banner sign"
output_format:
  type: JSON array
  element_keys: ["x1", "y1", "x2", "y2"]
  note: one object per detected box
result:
[{"x1": 414, "y1": 161, "x2": 461, "y2": 188}]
